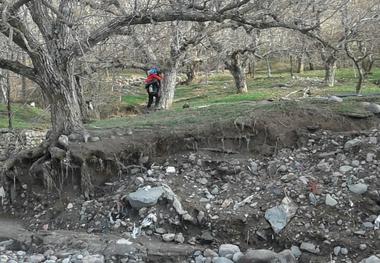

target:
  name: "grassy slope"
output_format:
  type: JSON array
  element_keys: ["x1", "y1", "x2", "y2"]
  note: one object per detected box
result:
[
  {"x1": 1, "y1": 67, "x2": 379, "y2": 129},
  {"x1": 89, "y1": 67, "x2": 380, "y2": 129},
  {"x1": 122, "y1": 68, "x2": 380, "y2": 108}
]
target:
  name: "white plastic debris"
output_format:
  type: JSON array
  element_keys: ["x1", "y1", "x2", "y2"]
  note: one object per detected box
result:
[
  {"x1": 166, "y1": 166, "x2": 176, "y2": 174},
  {"x1": 375, "y1": 215, "x2": 380, "y2": 230},
  {"x1": 141, "y1": 213, "x2": 157, "y2": 228},
  {"x1": 116, "y1": 238, "x2": 133, "y2": 245},
  {"x1": 234, "y1": 195, "x2": 254, "y2": 210},
  {"x1": 131, "y1": 223, "x2": 140, "y2": 239}
]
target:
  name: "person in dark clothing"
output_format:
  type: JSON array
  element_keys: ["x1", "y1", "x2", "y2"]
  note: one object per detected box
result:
[{"x1": 145, "y1": 67, "x2": 162, "y2": 109}]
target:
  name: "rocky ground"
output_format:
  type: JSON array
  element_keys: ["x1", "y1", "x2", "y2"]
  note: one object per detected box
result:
[{"x1": 1, "y1": 125, "x2": 380, "y2": 262}]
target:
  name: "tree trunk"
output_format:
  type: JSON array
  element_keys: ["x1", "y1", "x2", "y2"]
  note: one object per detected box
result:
[
  {"x1": 0, "y1": 69, "x2": 7, "y2": 103},
  {"x1": 181, "y1": 63, "x2": 195, "y2": 85},
  {"x1": 6, "y1": 72, "x2": 12, "y2": 129},
  {"x1": 228, "y1": 64, "x2": 248, "y2": 94},
  {"x1": 324, "y1": 56, "x2": 337, "y2": 87},
  {"x1": 21, "y1": 55, "x2": 27, "y2": 103},
  {"x1": 362, "y1": 55, "x2": 374, "y2": 77},
  {"x1": 290, "y1": 55, "x2": 294, "y2": 77},
  {"x1": 159, "y1": 65, "x2": 178, "y2": 109},
  {"x1": 248, "y1": 58, "x2": 256, "y2": 79},
  {"x1": 266, "y1": 57, "x2": 272, "y2": 78},
  {"x1": 297, "y1": 55, "x2": 304, "y2": 74},
  {"x1": 353, "y1": 61, "x2": 364, "y2": 94}
]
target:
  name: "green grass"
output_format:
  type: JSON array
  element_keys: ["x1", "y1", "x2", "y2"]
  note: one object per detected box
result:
[
  {"x1": 0, "y1": 104, "x2": 49, "y2": 129},
  {"x1": 2, "y1": 67, "x2": 379, "y2": 129}
]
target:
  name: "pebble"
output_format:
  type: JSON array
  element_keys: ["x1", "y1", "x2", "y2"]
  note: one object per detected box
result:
[
  {"x1": 300, "y1": 242, "x2": 320, "y2": 254},
  {"x1": 162, "y1": 233, "x2": 175, "y2": 242},
  {"x1": 341, "y1": 247, "x2": 348, "y2": 255},
  {"x1": 325, "y1": 194, "x2": 338, "y2": 206},
  {"x1": 218, "y1": 244, "x2": 240, "y2": 258}
]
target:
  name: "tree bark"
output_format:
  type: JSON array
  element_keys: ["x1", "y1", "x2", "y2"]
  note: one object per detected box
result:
[
  {"x1": 33, "y1": 55, "x2": 85, "y2": 138},
  {"x1": 290, "y1": 55, "x2": 294, "y2": 78},
  {"x1": 266, "y1": 56, "x2": 272, "y2": 78},
  {"x1": 181, "y1": 63, "x2": 195, "y2": 85},
  {"x1": 6, "y1": 72, "x2": 12, "y2": 129},
  {"x1": 248, "y1": 58, "x2": 256, "y2": 79},
  {"x1": 324, "y1": 56, "x2": 337, "y2": 87},
  {"x1": 21, "y1": 55, "x2": 27, "y2": 103},
  {"x1": 159, "y1": 65, "x2": 178, "y2": 109},
  {"x1": 227, "y1": 63, "x2": 248, "y2": 94},
  {"x1": 297, "y1": 54, "x2": 304, "y2": 74},
  {"x1": 353, "y1": 61, "x2": 364, "y2": 94}
]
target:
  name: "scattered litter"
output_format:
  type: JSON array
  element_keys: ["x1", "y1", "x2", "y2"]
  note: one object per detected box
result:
[{"x1": 234, "y1": 195, "x2": 254, "y2": 210}]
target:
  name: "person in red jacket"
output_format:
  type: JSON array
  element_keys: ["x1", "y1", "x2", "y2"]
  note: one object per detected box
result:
[{"x1": 145, "y1": 67, "x2": 162, "y2": 109}]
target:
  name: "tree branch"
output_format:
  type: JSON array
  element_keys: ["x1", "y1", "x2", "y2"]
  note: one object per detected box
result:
[{"x1": 0, "y1": 57, "x2": 39, "y2": 83}]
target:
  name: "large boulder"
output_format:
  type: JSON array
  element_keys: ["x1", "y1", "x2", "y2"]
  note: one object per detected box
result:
[
  {"x1": 219, "y1": 244, "x2": 241, "y2": 257},
  {"x1": 265, "y1": 197, "x2": 298, "y2": 233},
  {"x1": 128, "y1": 187, "x2": 164, "y2": 209}
]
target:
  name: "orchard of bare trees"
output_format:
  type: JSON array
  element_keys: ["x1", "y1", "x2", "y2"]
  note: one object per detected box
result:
[{"x1": 0, "y1": 0, "x2": 379, "y2": 139}]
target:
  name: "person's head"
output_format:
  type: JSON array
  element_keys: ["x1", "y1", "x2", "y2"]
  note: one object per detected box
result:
[{"x1": 148, "y1": 67, "x2": 159, "y2": 75}]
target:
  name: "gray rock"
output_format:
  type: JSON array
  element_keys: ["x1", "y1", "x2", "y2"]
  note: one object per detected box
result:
[
  {"x1": 366, "y1": 103, "x2": 380, "y2": 114},
  {"x1": 195, "y1": 255, "x2": 206, "y2": 263},
  {"x1": 58, "y1": 135, "x2": 69, "y2": 148},
  {"x1": 175, "y1": 233, "x2": 185, "y2": 243},
  {"x1": 325, "y1": 194, "x2": 338, "y2": 206},
  {"x1": 200, "y1": 231, "x2": 214, "y2": 244},
  {"x1": 82, "y1": 255, "x2": 105, "y2": 263},
  {"x1": 213, "y1": 257, "x2": 234, "y2": 263},
  {"x1": 333, "y1": 246, "x2": 341, "y2": 256},
  {"x1": 344, "y1": 138, "x2": 362, "y2": 150},
  {"x1": 219, "y1": 244, "x2": 240, "y2": 258},
  {"x1": 204, "y1": 249, "x2": 218, "y2": 258},
  {"x1": 339, "y1": 165, "x2": 353, "y2": 173},
  {"x1": 232, "y1": 252, "x2": 244, "y2": 262},
  {"x1": 155, "y1": 228, "x2": 166, "y2": 234},
  {"x1": 162, "y1": 233, "x2": 175, "y2": 242},
  {"x1": 300, "y1": 242, "x2": 320, "y2": 254},
  {"x1": 360, "y1": 256, "x2": 380, "y2": 263},
  {"x1": 309, "y1": 193, "x2": 317, "y2": 206},
  {"x1": 340, "y1": 247, "x2": 348, "y2": 255},
  {"x1": 29, "y1": 254, "x2": 45, "y2": 263},
  {"x1": 128, "y1": 187, "x2": 164, "y2": 209},
  {"x1": 278, "y1": 250, "x2": 297, "y2": 263},
  {"x1": 359, "y1": 244, "x2": 367, "y2": 250},
  {"x1": 265, "y1": 197, "x2": 298, "y2": 233},
  {"x1": 88, "y1": 136, "x2": 100, "y2": 142},
  {"x1": 317, "y1": 162, "x2": 330, "y2": 172},
  {"x1": 348, "y1": 183, "x2": 368, "y2": 194},
  {"x1": 290, "y1": 246, "x2": 302, "y2": 258}
]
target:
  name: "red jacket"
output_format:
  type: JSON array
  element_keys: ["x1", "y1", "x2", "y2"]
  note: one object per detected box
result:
[{"x1": 145, "y1": 74, "x2": 162, "y2": 84}]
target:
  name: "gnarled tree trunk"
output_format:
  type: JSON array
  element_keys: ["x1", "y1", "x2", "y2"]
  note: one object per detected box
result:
[
  {"x1": 159, "y1": 65, "x2": 178, "y2": 109},
  {"x1": 297, "y1": 54, "x2": 304, "y2": 74},
  {"x1": 324, "y1": 56, "x2": 337, "y2": 87},
  {"x1": 228, "y1": 65, "x2": 248, "y2": 94},
  {"x1": 33, "y1": 55, "x2": 85, "y2": 139},
  {"x1": 226, "y1": 53, "x2": 248, "y2": 93}
]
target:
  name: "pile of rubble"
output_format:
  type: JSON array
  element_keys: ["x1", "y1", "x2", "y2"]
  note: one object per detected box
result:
[{"x1": 1, "y1": 128, "x2": 380, "y2": 262}]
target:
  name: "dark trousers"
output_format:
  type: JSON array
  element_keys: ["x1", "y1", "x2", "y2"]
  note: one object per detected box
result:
[{"x1": 147, "y1": 92, "x2": 160, "y2": 108}]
